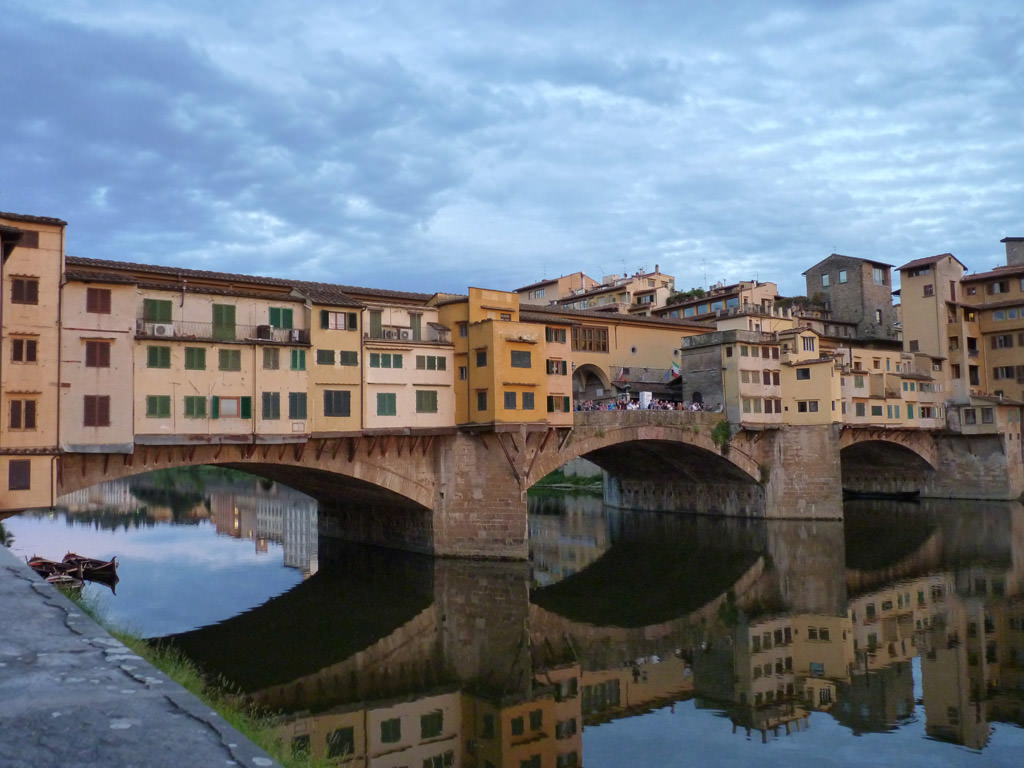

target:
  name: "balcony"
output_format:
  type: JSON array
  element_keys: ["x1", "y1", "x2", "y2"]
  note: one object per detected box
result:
[{"x1": 136, "y1": 319, "x2": 309, "y2": 344}]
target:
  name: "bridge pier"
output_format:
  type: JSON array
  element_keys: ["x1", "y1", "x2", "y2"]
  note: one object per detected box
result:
[
  {"x1": 759, "y1": 425, "x2": 843, "y2": 520},
  {"x1": 921, "y1": 433, "x2": 1024, "y2": 500}
]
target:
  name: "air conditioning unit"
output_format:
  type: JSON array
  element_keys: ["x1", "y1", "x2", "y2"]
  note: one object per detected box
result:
[
  {"x1": 289, "y1": 329, "x2": 302, "y2": 342},
  {"x1": 384, "y1": 329, "x2": 397, "y2": 339},
  {"x1": 151, "y1": 323, "x2": 175, "y2": 337},
  {"x1": 399, "y1": 329, "x2": 411, "y2": 340},
  {"x1": 256, "y1": 324, "x2": 272, "y2": 340}
]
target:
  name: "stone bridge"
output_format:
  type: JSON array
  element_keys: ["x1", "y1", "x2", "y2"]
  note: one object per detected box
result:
[{"x1": 56, "y1": 411, "x2": 1020, "y2": 559}]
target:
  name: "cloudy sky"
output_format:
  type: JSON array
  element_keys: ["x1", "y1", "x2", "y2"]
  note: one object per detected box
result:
[{"x1": 2, "y1": 1, "x2": 1022, "y2": 297}]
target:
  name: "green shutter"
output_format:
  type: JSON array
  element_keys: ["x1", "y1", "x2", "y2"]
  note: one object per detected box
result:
[
  {"x1": 347, "y1": 312, "x2": 358, "y2": 330},
  {"x1": 241, "y1": 397, "x2": 252, "y2": 419},
  {"x1": 321, "y1": 310, "x2": 329, "y2": 329},
  {"x1": 211, "y1": 396, "x2": 220, "y2": 419},
  {"x1": 563, "y1": 397, "x2": 571, "y2": 412},
  {"x1": 212, "y1": 304, "x2": 236, "y2": 340}
]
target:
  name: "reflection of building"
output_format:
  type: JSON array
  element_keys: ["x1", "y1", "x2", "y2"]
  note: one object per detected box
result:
[
  {"x1": 528, "y1": 494, "x2": 610, "y2": 586},
  {"x1": 209, "y1": 484, "x2": 319, "y2": 576}
]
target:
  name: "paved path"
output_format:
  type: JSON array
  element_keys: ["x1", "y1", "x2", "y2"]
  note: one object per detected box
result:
[{"x1": 0, "y1": 544, "x2": 282, "y2": 768}]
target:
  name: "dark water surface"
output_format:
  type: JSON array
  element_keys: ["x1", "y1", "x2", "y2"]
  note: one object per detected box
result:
[{"x1": 5, "y1": 470, "x2": 1024, "y2": 767}]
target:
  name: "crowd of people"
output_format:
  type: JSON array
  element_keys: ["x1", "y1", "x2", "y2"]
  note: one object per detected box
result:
[{"x1": 574, "y1": 398, "x2": 712, "y2": 412}]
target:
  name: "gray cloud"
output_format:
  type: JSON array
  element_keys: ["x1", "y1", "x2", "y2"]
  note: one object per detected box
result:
[{"x1": 2, "y1": 0, "x2": 1022, "y2": 297}]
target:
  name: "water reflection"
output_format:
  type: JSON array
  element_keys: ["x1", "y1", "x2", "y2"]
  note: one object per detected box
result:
[{"x1": 6, "y1": 472, "x2": 1024, "y2": 766}]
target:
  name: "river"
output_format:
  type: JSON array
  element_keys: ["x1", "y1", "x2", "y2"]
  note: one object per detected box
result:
[{"x1": 4, "y1": 467, "x2": 1023, "y2": 767}]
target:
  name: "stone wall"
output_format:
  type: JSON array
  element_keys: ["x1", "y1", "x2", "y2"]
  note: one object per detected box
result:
[{"x1": 921, "y1": 434, "x2": 1024, "y2": 500}]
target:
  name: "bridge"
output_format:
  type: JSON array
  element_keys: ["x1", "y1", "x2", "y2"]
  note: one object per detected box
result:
[{"x1": 55, "y1": 410, "x2": 1023, "y2": 559}]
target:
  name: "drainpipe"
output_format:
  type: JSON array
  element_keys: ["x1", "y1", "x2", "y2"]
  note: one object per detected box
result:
[{"x1": 54, "y1": 224, "x2": 65, "y2": 506}]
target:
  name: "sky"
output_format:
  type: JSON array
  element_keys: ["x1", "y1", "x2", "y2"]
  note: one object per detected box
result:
[{"x1": 2, "y1": 1, "x2": 1022, "y2": 298}]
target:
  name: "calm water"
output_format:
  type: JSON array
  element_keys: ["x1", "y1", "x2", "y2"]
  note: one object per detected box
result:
[{"x1": 5, "y1": 469, "x2": 1024, "y2": 767}]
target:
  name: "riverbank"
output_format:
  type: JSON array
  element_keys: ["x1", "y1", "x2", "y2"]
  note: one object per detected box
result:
[{"x1": 0, "y1": 544, "x2": 281, "y2": 768}]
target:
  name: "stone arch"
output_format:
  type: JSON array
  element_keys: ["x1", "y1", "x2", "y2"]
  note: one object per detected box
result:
[
  {"x1": 839, "y1": 430, "x2": 938, "y2": 471},
  {"x1": 572, "y1": 363, "x2": 612, "y2": 401},
  {"x1": 57, "y1": 437, "x2": 439, "y2": 512},
  {"x1": 526, "y1": 421, "x2": 761, "y2": 489}
]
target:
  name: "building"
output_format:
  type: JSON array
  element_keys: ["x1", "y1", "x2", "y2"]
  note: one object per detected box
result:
[
  {"x1": 654, "y1": 280, "x2": 779, "y2": 323},
  {"x1": 802, "y1": 254, "x2": 898, "y2": 341},
  {"x1": 516, "y1": 271, "x2": 599, "y2": 305}
]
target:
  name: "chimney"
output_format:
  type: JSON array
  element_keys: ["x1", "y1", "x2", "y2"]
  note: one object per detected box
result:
[{"x1": 1003, "y1": 237, "x2": 1024, "y2": 266}]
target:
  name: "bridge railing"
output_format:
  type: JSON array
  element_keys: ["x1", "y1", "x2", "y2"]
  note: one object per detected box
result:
[{"x1": 573, "y1": 409, "x2": 724, "y2": 429}]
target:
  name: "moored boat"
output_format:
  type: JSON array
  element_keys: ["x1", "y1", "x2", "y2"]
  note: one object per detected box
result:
[{"x1": 62, "y1": 552, "x2": 118, "y2": 582}]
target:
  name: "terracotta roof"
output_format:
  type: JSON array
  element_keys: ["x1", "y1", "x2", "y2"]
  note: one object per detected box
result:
[
  {"x1": 291, "y1": 281, "x2": 364, "y2": 308},
  {"x1": 64, "y1": 268, "x2": 138, "y2": 285},
  {"x1": 961, "y1": 264, "x2": 1024, "y2": 282},
  {"x1": 525, "y1": 304, "x2": 711, "y2": 330},
  {"x1": 802, "y1": 253, "x2": 893, "y2": 275},
  {"x1": 896, "y1": 253, "x2": 966, "y2": 272},
  {"x1": 0, "y1": 211, "x2": 67, "y2": 226}
]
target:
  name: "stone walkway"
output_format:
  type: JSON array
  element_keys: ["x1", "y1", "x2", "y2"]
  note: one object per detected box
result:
[{"x1": 0, "y1": 545, "x2": 282, "y2": 768}]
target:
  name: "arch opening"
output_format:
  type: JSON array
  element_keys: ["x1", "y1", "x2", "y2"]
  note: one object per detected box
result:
[{"x1": 841, "y1": 439, "x2": 935, "y2": 498}]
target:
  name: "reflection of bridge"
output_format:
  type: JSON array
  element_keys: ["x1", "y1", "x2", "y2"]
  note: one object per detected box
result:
[{"x1": 58, "y1": 410, "x2": 1022, "y2": 558}]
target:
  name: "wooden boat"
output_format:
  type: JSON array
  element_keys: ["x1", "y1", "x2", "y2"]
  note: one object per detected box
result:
[
  {"x1": 45, "y1": 572, "x2": 84, "y2": 591},
  {"x1": 27, "y1": 555, "x2": 66, "y2": 578},
  {"x1": 62, "y1": 552, "x2": 118, "y2": 582}
]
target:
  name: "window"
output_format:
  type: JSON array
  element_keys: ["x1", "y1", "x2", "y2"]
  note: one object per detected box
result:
[
  {"x1": 988, "y1": 280, "x2": 1010, "y2": 295},
  {"x1": 510, "y1": 350, "x2": 531, "y2": 368},
  {"x1": 11, "y1": 338, "x2": 38, "y2": 363},
  {"x1": 522, "y1": 392, "x2": 535, "y2": 410},
  {"x1": 84, "y1": 340, "x2": 110, "y2": 367},
  {"x1": 214, "y1": 396, "x2": 251, "y2": 420},
  {"x1": 212, "y1": 303, "x2": 236, "y2": 340},
  {"x1": 262, "y1": 392, "x2": 280, "y2": 420},
  {"x1": 571, "y1": 326, "x2": 609, "y2": 352},
  {"x1": 500, "y1": 312, "x2": 512, "y2": 321},
  {"x1": 11, "y1": 277, "x2": 39, "y2": 304},
  {"x1": 421, "y1": 710, "x2": 443, "y2": 739},
  {"x1": 796, "y1": 368, "x2": 810, "y2": 380},
  {"x1": 510, "y1": 717, "x2": 524, "y2": 736},
  {"x1": 555, "y1": 719, "x2": 577, "y2": 739},
  {"x1": 802, "y1": 336, "x2": 815, "y2": 352},
  {"x1": 143, "y1": 298, "x2": 172, "y2": 322},
  {"x1": 872, "y1": 267, "x2": 885, "y2": 285},
  {"x1": 219, "y1": 349, "x2": 242, "y2": 371},
  {"x1": 797, "y1": 400, "x2": 819, "y2": 413},
  {"x1": 146, "y1": 395, "x2": 171, "y2": 418},
  {"x1": 476, "y1": 391, "x2": 487, "y2": 411},
  {"x1": 821, "y1": 273, "x2": 830, "y2": 288},
  {"x1": 324, "y1": 390, "x2": 351, "y2": 417},
  {"x1": 923, "y1": 284, "x2": 934, "y2": 297},
  {"x1": 381, "y1": 717, "x2": 401, "y2": 743},
  {"x1": 183, "y1": 396, "x2": 207, "y2": 418},
  {"x1": 547, "y1": 395, "x2": 571, "y2": 412},
  {"x1": 458, "y1": 366, "x2": 467, "y2": 381},
  {"x1": 9, "y1": 399, "x2": 36, "y2": 430},
  {"x1": 147, "y1": 345, "x2": 171, "y2": 368},
  {"x1": 83, "y1": 395, "x2": 111, "y2": 426},
  {"x1": 871, "y1": 405, "x2": 883, "y2": 416},
  {"x1": 326, "y1": 727, "x2": 354, "y2": 759},
  {"x1": 529, "y1": 709, "x2": 543, "y2": 730},
  {"x1": 290, "y1": 349, "x2": 306, "y2": 370},
  {"x1": 316, "y1": 349, "x2": 335, "y2": 365},
  {"x1": 263, "y1": 348, "x2": 279, "y2": 369},
  {"x1": 416, "y1": 390, "x2": 438, "y2": 413},
  {"x1": 184, "y1": 347, "x2": 206, "y2": 370},
  {"x1": 321, "y1": 310, "x2": 359, "y2": 330},
  {"x1": 8, "y1": 459, "x2": 31, "y2": 491},
  {"x1": 504, "y1": 391, "x2": 517, "y2": 409},
  {"x1": 874, "y1": 309, "x2": 882, "y2": 323},
  {"x1": 458, "y1": 323, "x2": 468, "y2": 338},
  {"x1": 339, "y1": 350, "x2": 358, "y2": 366},
  {"x1": 377, "y1": 392, "x2": 397, "y2": 416},
  {"x1": 269, "y1": 307, "x2": 293, "y2": 329},
  {"x1": 545, "y1": 327, "x2": 567, "y2": 343},
  {"x1": 982, "y1": 407, "x2": 994, "y2": 424},
  {"x1": 547, "y1": 359, "x2": 568, "y2": 375},
  {"x1": 992, "y1": 334, "x2": 1014, "y2": 349},
  {"x1": 476, "y1": 350, "x2": 487, "y2": 367},
  {"x1": 86, "y1": 287, "x2": 111, "y2": 314},
  {"x1": 838, "y1": 269, "x2": 847, "y2": 284},
  {"x1": 369, "y1": 352, "x2": 402, "y2": 368},
  {"x1": 288, "y1": 392, "x2": 307, "y2": 419},
  {"x1": 416, "y1": 355, "x2": 446, "y2": 370}
]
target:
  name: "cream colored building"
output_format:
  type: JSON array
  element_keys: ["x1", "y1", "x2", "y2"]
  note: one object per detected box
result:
[{"x1": 0, "y1": 212, "x2": 66, "y2": 510}]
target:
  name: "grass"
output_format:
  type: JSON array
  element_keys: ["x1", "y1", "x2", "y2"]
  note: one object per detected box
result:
[{"x1": 70, "y1": 593, "x2": 328, "y2": 768}]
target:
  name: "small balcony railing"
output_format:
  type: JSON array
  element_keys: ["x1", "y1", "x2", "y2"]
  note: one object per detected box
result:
[{"x1": 136, "y1": 319, "x2": 309, "y2": 344}]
